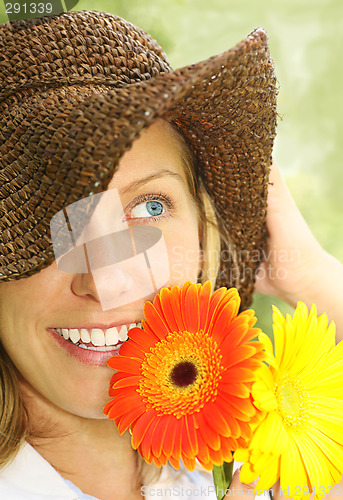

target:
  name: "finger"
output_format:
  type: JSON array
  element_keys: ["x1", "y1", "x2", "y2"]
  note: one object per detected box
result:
[
  {"x1": 223, "y1": 467, "x2": 258, "y2": 499},
  {"x1": 266, "y1": 162, "x2": 299, "y2": 225}
]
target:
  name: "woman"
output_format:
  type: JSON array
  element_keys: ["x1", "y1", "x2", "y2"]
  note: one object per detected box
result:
[{"x1": 0, "y1": 10, "x2": 342, "y2": 500}]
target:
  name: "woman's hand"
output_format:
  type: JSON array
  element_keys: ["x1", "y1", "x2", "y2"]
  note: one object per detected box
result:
[
  {"x1": 224, "y1": 467, "x2": 260, "y2": 499},
  {"x1": 255, "y1": 163, "x2": 343, "y2": 340}
]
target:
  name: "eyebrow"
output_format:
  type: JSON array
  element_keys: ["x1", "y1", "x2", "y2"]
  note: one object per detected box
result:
[{"x1": 121, "y1": 169, "x2": 186, "y2": 194}]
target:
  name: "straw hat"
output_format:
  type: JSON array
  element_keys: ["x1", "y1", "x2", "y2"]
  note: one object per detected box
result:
[{"x1": 0, "y1": 10, "x2": 277, "y2": 308}]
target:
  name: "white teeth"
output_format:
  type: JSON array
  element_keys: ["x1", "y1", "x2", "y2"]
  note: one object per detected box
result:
[
  {"x1": 118, "y1": 324, "x2": 128, "y2": 341},
  {"x1": 62, "y1": 328, "x2": 69, "y2": 340},
  {"x1": 105, "y1": 327, "x2": 119, "y2": 346},
  {"x1": 54, "y1": 322, "x2": 142, "y2": 348},
  {"x1": 91, "y1": 328, "x2": 105, "y2": 347},
  {"x1": 69, "y1": 329, "x2": 80, "y2": 344},
  {"x1": 81, "y1": 328, "x2": 91, "y2": 343}
]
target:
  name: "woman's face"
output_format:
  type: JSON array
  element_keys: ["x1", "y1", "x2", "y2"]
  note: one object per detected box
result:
[{"x1": 0, "y1": 120, "x2": 202, "y2": 419}]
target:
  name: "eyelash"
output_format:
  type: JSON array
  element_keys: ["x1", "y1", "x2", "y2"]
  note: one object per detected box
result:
[{"x1": 123, "y1": 192, "x2": 175, "y2": 223}]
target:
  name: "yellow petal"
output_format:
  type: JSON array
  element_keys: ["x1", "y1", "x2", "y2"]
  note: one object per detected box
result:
[
  {"x1": 280, "y1": 435, "x2": 310, "y2": 500},
  {"x1": 240, "y1": 462, "x2": 258, "y2": 485},
  {"x1": 255, "y1": 454, "x2": 280, "y2": 492}
]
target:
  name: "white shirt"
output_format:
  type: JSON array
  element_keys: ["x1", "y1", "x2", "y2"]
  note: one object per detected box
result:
[{"x1": 0, "y1": 443, "x2": 219, "y2": 499}]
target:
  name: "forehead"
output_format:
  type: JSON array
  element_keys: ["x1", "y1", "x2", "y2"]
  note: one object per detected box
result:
[{"x1": 108, "y1": 120, "x2": 187, "y2": 191}]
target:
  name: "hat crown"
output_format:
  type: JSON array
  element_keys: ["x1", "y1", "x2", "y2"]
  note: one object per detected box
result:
[{"x1": 0, "y1": 10, "x2": 171, "y2": 104}]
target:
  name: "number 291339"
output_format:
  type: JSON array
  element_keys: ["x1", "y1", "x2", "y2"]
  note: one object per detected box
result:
[{"x1": 5, "y1": 2, "x2": 52, "y2": 14}]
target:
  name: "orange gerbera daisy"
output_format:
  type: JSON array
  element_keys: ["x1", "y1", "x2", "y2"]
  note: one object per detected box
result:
[{"x1": 104, "y1": 281, "x2": 265, "y2": 470}]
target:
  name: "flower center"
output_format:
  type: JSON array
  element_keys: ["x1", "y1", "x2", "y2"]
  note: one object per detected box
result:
[
  {"x1": 275, "y1": 374, "x2": 310, "y2": 430},
  {"x1": 138, "y1": 330, "x2": 224, "y2": 418},
  {"x1": 169, "y1": 360, "x2": 199, "y2": 388}
]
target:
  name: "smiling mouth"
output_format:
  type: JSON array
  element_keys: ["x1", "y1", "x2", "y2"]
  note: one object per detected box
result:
[{"x1": 53, "y1": 323, "x2": 142, "y2": 352}]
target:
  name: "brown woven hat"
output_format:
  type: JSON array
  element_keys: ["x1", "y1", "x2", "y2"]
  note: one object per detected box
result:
[{"x1": 0, "y1": 10, "x2": 277, "y2": 308}]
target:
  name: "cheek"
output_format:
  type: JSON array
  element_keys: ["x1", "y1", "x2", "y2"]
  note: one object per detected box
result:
[{"x1": 165, "y1": 226, "x2": 201, "y2": 285}]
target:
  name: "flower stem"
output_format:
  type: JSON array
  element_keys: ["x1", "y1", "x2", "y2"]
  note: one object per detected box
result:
[{"x1": 212, "y1": 461, "x2": 234, "y2": 500}]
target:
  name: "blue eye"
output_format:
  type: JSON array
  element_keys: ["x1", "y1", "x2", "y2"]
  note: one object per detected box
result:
[
  {"x1": 129, "y1": 200, "x2": 165, "y2": 218},
  {"x1": 146, "y1": 201, "x2": 164, "y2": 216}
]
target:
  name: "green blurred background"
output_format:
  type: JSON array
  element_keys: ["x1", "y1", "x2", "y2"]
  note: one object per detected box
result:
[{"x1": 1, "y1": 0, "x2": 342, "y2": 334}]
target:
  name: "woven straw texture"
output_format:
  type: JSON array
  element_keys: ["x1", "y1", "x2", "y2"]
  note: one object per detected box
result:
[{"x1": 0, "y1": 10, "x2": 278, "y2": 308}]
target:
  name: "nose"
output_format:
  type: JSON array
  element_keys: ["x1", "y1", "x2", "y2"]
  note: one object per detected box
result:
[{"x1": 71, "y1": 265, "x2": 134, "y2": 308}]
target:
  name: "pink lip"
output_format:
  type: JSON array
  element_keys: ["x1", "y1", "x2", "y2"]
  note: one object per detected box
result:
[{"x1": 47, "y1": 328, "x2": 122, "y2": 367}]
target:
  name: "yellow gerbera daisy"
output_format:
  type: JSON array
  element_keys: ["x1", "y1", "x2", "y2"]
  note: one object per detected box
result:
[{"x1": 235, "y1": 302, "x2": 343, "y2": 500}]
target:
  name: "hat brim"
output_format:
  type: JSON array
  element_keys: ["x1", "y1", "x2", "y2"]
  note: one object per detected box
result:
[{"x1": 0, "y1": 26, "x2": 277, "y2": 308}]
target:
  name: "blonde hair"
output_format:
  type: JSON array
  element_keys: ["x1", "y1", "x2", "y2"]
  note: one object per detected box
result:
[{"x1": 0, "y1": 343, "x2": 27, "y2": 468}]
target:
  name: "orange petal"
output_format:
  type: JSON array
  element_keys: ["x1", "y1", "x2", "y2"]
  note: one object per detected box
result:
[
  {"x1": 217, "y1": 396, "x2": 254, "y2": 423},
  {"x1": 106, "y1": 393, "x2": 142, "y2": 421},
  {"x1": 222, "y1": 316, "x2": 249, "y2": 345},
  {"x1": 198, "y1": 280, "x2": 212, "y2": 330},
  {"x1": 128, "y1": 326, "x2": 158, "y2": 349},
  {"x1": 224, "y1": 394, "x2": 256, "y2": 417},
  {"x1": 119, "y1": 340, "x2": 146, "y2": 359},
  {"x1": 183, "y1": 284, "x2": 200, "y2": 333},
  {"x1": 202, "y1": 402, "x2": 232, "y2": 438},
  {"x1": 171, "y1": 418, "x2": 183, "y2": 460},
  {"x1": 151, "y1": 414, "x2": 170, "y2": 458},
  {"x1": 110, "y1": 375, "x2": 141, "y2": 390},
  {"x1": 180, "y1": 281, "x2": 194, "y2": 329},
  {"x1": 162, "y1": 416, "x2": 178, "y2": 457},
  {"x1": 195, "y1": 430, "x2": 211, "y2": 464},
  {"x1": 138, "y1": 443, "x2": 153, "y2": 463},
  {"x1": 117, "y1": 405, "x2": 146, "y2": 434},
  {"x1": 208, "y1": 446, "x2": 225, "y2": 466},
  {"x1": 168, "y1": 285, "x2": 187, "y2": 332},
  {"x1": 107, "y1": 356, "x2": 142, "y2": 374},
  {"x1": 158, "y1": 451, "x2": 169, "y2": 466},
  {"x1": 197, "y1": 458, "x2": 213, "y2": 471},
  {"x1": 205, "y1": 287, "x2": 228, "y2": 330},
  {"x1": 139, "y1": 416, "x2": 161, "y2": 461},
  {"x1": 151, "y1": 294, "x2": 172, "y2": 335},
  {"x1": 159, "y1": 287, "x2": 182, "y2": 333},
  {"x1": 220, "y1": 382, "x2": 250, "y2": 399},
  {"x1": 225, "y1": 366, "x2": 255, "y2": 383},
  {"x1": 152, "y1": 456, "x2": 163, "y2": 467},
  {"x1": 141, "y1": 319, "x2": 161, "y2": 342},
  {"x1": 168, "y1": 455, "x2": 181, "y2": 470},
  {"x1": 152, "y1": 449, "x2": 168, "y2": 467},
  {"x1": 144, "y1": 302, "x2": 170, "y2": 340},
  {"x1": 194, "y1": 411, "x2": 221, "y2": 450},
  {"x1": 103, "y1": 399, "x2": 114, "y2": 416},
  {"x1": 210, "y1": 293, "x2": 241, "y2": 342},
  {"x1": 236, "y1": 421, "x2": 253, "y2": 441},
  {"x1": 181, "y1": 414, "x2": 198, "y2": 458},
  {"x1": 213, "y1": 399, "x2": 242, "y2": 438},
  {"x1": 181, "y1": 455, "x2": 196, "y2": 471},
  {"x1": 131, "y1": 410, "x2": 157, "y2": 449},
  {"x1": 220, "y1": 435, "x2": 237, "y2": 457},
  {"x1": 220, "y1": 344, "x2": 257, "y2": 369}
]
